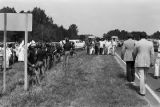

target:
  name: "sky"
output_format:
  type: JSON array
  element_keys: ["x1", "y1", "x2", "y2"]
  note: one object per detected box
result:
[{"x1": 0, "y1": 0, "x2": 160, "y2": 37}]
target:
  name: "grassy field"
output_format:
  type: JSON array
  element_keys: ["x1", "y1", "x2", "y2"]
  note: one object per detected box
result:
[{"x1": 0, "y1": 51, "x2": 148, "y2": 107}]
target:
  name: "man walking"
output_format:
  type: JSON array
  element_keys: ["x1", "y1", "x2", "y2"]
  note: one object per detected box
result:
[
  {"x1": 133, "y1": 33, "x2": 154, "y2": 96},
  {"x1": 99, "y1": 39, "x2": 104, "y2": 55},
  {"x1": 121, "y1": 34, "x2": 135, "y2": 84}
]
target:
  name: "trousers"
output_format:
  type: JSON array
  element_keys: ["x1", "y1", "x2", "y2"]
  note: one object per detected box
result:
[
  {"x1": 137, "y1": 67, "x2": 148, "y2": 95},
  {"x1": 126, "y1": 61, "x2": 135, "y2": 82},
  {"x1": 155, "y1": 58, "x2": 160, "y2": 77}
]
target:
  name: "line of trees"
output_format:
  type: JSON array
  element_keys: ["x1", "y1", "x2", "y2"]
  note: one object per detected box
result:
[
  {"x1": 0, "y1": 7, "x2": 80, "y2": 42},
  {"x1": 1, "y1": 7, "x2": 160, "y2": 42},
  {"x1": 103, "y1": 29, "x2": 160, "y2": 40}
]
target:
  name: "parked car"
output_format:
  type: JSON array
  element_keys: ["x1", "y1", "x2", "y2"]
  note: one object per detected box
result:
[
  {"x1": 69, "y1": 40, "x2": 85, "y2": 49},
  {"x1": 60, "y1": 39, "x2": 85, "y2": 49}
]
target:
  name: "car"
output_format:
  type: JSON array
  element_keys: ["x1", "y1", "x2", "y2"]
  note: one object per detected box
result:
[
  {"x1": 69, "y1": 40, "x2": 85, "y2": 49},
  {"x1": 60, "y1": 39, "x2": 85, "y2": 49}
]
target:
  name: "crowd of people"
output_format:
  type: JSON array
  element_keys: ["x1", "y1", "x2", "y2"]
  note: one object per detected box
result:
[
  {"x1": 0, "y1": 38, "x2": 76, "y2": 86},
  {"x1": 0, "y1": 35, "x2": 159, "y2": 96},
  {"x1": 27, "y1": 38, "x2": 77, "y2": 85},
  {"x1": 86, "y1": 38, "x2": 118, "y2": 56}
]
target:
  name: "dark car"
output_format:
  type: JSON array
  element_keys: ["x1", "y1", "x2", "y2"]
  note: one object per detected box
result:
[{"x1": 153, "y1": 40, "x2": 159, "y2": 52}]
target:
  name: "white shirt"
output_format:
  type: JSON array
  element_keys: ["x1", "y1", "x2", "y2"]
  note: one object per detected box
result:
[
  {"x1": 99, "y1": 41, "x2": 104, "y2": 48},
  {"x1": 112, "y1": 40, "x2": 117, "y2": 46},
  {"x1": 105, "y1": 40, "x2": 111, "y2": 47}
]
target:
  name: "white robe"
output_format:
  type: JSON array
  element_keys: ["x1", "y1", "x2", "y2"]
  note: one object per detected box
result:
[
  {"x1": 6, "y1": 48, "x2": 12, "y2": 68},
  {"x1": 18, "y1": 46, "x2": 24, "y2": 62}
]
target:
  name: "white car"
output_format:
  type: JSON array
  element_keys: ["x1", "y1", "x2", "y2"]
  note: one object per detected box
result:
[
  {"x1": 70, "y1": 40, "x2": 85, "y2": 49},
  {"x1": 60, "y1": 39, "x2": 85, "y2": 49}
]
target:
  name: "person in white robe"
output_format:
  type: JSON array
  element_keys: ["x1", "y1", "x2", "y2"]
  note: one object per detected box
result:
[
  {"x1": 6, "y1": 47, "x2": 12, "y2": 68},
  {"x1": 18, "y1": 46, "x2": 25, "y2": 62},
  {"x1": 18, "y1": 40, "x2": 25, "y2": 62}
]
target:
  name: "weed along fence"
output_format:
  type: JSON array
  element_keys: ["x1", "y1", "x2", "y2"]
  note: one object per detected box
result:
[{"x1": 0, "y1": 13, "x2": 32, "y2": 92}]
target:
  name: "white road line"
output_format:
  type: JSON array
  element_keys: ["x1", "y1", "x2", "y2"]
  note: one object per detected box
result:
[{"x1": 115, "y1": 53, "x2": 160, "y2": 104}]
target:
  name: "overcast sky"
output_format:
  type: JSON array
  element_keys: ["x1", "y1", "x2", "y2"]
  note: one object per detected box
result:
[{"x1": 0, "y1": 0, "x2": 160, "y2": 36}]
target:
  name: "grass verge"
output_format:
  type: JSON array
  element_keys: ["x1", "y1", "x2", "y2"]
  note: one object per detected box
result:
[{"x1": 0, "y1": 51, "x2": 148, "y2": 107}]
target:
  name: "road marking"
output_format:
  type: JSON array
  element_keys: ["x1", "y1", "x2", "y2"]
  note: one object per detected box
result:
[{"x1": 115, "y1": 53, "x2": 160, "y2": 104}]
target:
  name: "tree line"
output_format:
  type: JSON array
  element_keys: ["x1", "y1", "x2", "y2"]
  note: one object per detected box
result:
[
  {"x1": 103, "y1": 29, "x2": 160, "y2": 40},
  {"x1": 0, "y1": 7, "x2": 80, "y2": 42},
  {"x1": 0, "y1": 7, "x2": 160, "y2": 42}
]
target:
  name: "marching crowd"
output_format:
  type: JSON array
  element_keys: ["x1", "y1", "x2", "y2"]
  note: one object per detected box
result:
[
  {"x1": 0, "y1": 37, "x2": 120, "y2": 86},
  {"x1": 84, "y1": 34, "x2": 160, "y2": 97},
  {"x1": 0, "y1": 35, "x2": 160, "y2": 95},
  {"x1": 86, "y1": 38, "x2": 118, "y2": 56},
  {"x1": 27, "y1": 39, "x2": 77, "y2": 85},
  {"x1": 0, "y1": 39, "x2": 76, "y2": 86}
]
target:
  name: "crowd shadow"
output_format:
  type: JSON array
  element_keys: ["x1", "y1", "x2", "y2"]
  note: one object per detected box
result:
[
  {"x1": 117, "y1": 73, "x2": 126, "y2": 81},
  {"x1": 117, "y1": 73, "x2": 140, "y2": 93},
  {"x1": 155, "y1": 88, "x2": 160, "y2": 92},
  {"x1": 126, "y1": 83, "x2": 140, "y2": 93}
]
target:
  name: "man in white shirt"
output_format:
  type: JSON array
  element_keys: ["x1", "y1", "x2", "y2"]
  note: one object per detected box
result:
[{"x1": 99, "y1": 39, "x2": 104, "y2": 55}]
